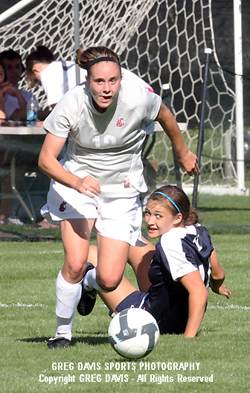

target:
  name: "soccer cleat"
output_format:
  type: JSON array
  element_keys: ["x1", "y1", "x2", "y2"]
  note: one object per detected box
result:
[
  {"x1": 77, "y1": 263, "x2": 97, "y2": 316},
  {"x1": 47, "y1": 336, "x2": 70, "y2": 349}
]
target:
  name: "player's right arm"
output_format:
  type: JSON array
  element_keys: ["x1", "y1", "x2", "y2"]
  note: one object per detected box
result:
[{"x1": 38, "y1": 132, "x2": 101, "y2": 197}]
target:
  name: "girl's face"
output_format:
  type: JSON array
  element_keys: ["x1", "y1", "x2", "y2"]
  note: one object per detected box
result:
[
  {"x1": 144, "y1": 200, "x2": 182, "y2": 239},
  {"x1": 0, "y1": 65, "x2": 5, "y2": 84},
  {"x1": 86, "y1": 61, "x2": 121, "y2": 113}
]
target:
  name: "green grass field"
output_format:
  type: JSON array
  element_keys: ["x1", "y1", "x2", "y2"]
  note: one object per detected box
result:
[{"x1": 0, "y1": 193, "x2": 250, "y2": 393}]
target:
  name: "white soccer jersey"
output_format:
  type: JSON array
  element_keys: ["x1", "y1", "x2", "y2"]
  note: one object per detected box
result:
[
  {"x1": 153, "y1": 224, "x2": 213, "y2": 285},
  {"x1": 43, "y1": 78, "x2": 162, "y2": 197},
  {"x1": 40, "y1": 61, "x2": 87, "y2": 106}
]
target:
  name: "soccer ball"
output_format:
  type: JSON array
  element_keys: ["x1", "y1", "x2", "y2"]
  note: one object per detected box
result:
[{"x1": 108, "y1": 308, "x2": 160, "y2": 359}]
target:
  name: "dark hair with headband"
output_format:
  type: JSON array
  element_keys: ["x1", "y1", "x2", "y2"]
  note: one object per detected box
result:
[
  {"x1": 148, "y1": 185, "x2": 199, "y2": 226},
  {"x1": 75, "y1": 46, "x2": 121, "y2": 75}
]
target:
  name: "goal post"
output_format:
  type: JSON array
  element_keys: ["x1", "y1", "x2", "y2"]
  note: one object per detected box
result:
[{"x1": 0, "y1": 0, "x2": 248, "y2": 196}]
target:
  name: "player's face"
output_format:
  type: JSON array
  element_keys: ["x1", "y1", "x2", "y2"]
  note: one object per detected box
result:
[
  {"x1": 86, "y1": 62, "x2": 122, "y2": 113},
  {"x1": 144, "y1": 200, "x2": 182, "y2": 239},
  {"x1": 3, "y1": 58, "x2": 23, "y2": 86}
]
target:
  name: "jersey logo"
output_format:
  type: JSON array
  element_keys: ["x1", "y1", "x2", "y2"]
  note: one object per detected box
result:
[
  {"x1": 116, "y1": 118, "x2": 125, "y2": 127},
  {"x1": 193, "y1": 234, "x2": 202, "y2": 251},
  {"x1": 59, "y1": 201, "x2": 67, "y2": 212},
  {"x1": 145, "y1": 86, "x2": 155, "y2": 93}
]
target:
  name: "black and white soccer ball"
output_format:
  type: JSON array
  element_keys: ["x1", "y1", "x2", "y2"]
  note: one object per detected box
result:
[{"x1": 108, "y1": 308, "x2": 160, "y2": 359}]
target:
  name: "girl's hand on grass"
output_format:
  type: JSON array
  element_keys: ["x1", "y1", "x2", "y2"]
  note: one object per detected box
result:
[{"x1": 217, "y1": 284, "x2": 231, "y2": 299}]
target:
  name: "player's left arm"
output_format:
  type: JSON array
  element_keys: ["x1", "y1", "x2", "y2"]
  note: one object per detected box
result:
[
  {"x1": 179, "y1": 270, "x2": 208, "y2": 338},
  {"x1": 209, "y1": 249, "x2": 231, "y2": 298},
  {"x1": 155, "y1": 103, "x2": 199, "y2": 176}
]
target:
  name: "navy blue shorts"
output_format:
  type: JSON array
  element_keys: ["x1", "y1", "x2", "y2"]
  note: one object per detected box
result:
[
  {"x1": 115, "y1": 290, "x2": 148, "y2": 312},
  {"x1": 111, "y1": 288, "x2": 189, "y2": 335}
]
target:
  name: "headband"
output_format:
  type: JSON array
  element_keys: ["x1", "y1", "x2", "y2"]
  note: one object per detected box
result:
[
  {"x1": 86, "y1": 57, "x2": 120, "y2": 71},
  {"x1": 154, "y1": 191, "x2": 181, "y2": 213}
]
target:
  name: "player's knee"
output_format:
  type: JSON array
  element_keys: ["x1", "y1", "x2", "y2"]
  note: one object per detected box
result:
[
  {"x1": 64, "y1": 258, "x2": 87, "y2": 281},
  {"x1": 96, "y1": 275, "x2": 121, "y2": 292}
]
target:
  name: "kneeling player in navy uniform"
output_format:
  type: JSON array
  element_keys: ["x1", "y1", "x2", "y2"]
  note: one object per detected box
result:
[{"x1": 87, "y1": 185, "x2": 231, "y2": 338}]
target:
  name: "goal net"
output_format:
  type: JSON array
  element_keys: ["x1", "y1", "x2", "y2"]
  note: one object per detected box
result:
[{"x1": 0, "y1": 0, "x2": 246, "y2": 197}]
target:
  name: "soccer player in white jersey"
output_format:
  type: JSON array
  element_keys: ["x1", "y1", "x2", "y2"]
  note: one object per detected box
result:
[
  {"x1": 38, "y1": 46, "x2": 199, "y2": 348},
  {"x1": 26, "y1": 45, "x2": 153, "y2": 231},
  {"x1": 88, "y1": 185, "x2": 231, "y2": 338}
]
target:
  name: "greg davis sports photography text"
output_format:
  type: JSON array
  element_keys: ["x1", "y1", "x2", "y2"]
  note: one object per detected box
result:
[{"x1": 38, "y1": 361, "x2": 214, "y2": 385}]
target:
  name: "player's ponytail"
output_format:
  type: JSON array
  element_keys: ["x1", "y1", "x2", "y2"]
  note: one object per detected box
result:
[
  {"x1": 184, "y1": 207, "x2": 199, "y2": 226},
  {"x1": 149, "y1": 185, "x2": 199, "y2": 226}
]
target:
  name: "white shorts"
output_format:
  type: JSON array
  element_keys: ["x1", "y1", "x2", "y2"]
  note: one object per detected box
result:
[{"x1": 41, "y1": 180, "x2": 146, "y2": 247}]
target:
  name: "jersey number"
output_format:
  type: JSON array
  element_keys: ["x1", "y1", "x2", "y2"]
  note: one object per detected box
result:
[{"x1": 92, "y1": 135, "x2": 116, "y2": 148}]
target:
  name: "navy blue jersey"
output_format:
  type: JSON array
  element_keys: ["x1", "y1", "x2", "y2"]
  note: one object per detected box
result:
[{"x1": 144, "y1": 224, "x2": 213, "y2": 334}]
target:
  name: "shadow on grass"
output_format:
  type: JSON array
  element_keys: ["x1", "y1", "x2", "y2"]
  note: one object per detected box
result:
[
  {"x1": 198, "y1": 206, "x2": 250, "y2": 212},
  {"x1": 0, "y1": 226, "x2": 98, "y2": 242},
  {"x1": 72, "y1": 334, "x2": 109, "y2": 346},
  {"x1": 203, "y1": 224, "x2": 250, "y2": 235},
  {"x1": 19, "y1": 333, "x2": 109, "y2": 346}
]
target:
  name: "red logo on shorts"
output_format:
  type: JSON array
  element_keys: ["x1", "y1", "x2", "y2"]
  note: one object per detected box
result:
[
  {"x1": 116, "y1": 118, "x2": 124, "y2": 127},
  {"x1": 59, "y1": 201, "x2": 67, "y2": 212},
  {"x1": 124, "y1": 180, "x2": 130, "y2": 188}
]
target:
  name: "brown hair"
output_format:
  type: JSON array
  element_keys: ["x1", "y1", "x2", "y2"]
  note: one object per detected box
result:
[
  {"x1": 26, "y1": 46, "x2": 55, "y2": 87},
  {"x1": 148, "y1": 185, "x2": 199, "y2": 226},
  {"x1": 75, "y1": 46, "x2": 120, "y2": 76}
]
